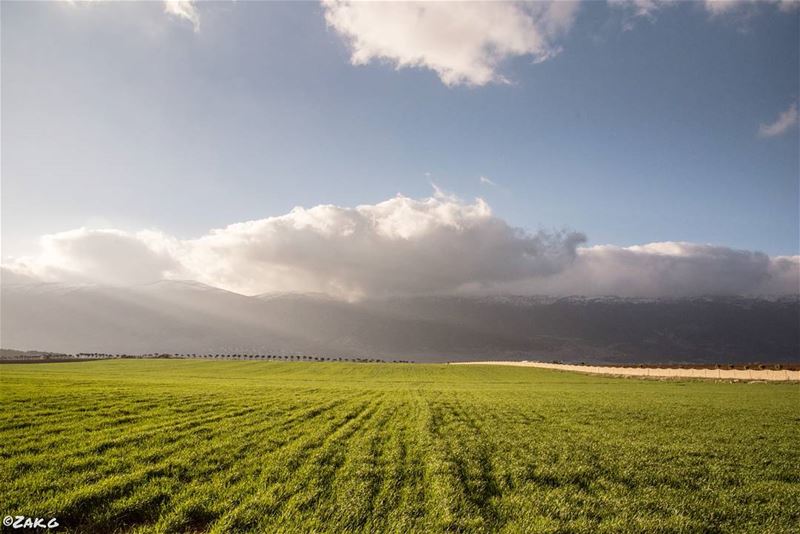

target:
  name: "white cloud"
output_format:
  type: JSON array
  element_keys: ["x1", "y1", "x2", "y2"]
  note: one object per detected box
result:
[
  {"x1": 606, "y1": 0, "x2": 668, "y2": 31},
  {"x1": 703, "y1": 0, "x2": 743, "y2": 15},
  {"x1": 777, "y1": 0, "x2": 800, "y2": 11},
  {"x1": 479, "y1": 176, "x2": 497, "y2": 186},
  {"x1": 61, "y1": 0, "x2": 201, "y2": 31},
  {"x1": 323, "y1": 0, "x2": 794, "y2": 84},
  {"x1": 608, "y1": 0, "x2": 670, "y2": 19},
  {"x1": 705, "y1": 0, "x2": 799, "y2": 14},
  {"x1": 510, "y1": 242, "x2": 800, "y2": 297},
  {"x1": 758, "y1": 102, "x2": 798, "y2": 138},
  {"x1": 5, "y1": 194, "x2": 797, "y2": 299},
  {"x1": 180, "y1": 192, "x2": 585, "y2": 298},
  {"x1": 322, "y1": 0, "x2": 580, "y2": 87},
  {"x1": 611, "y1": 0, "x2": 799, "y2": 24},
  {"x1": 164, "y1": 0, "x2": 200, "y2": 32},
  {"x1": 4, "y1": 193, "x2": 585, "y2": 299},
  {"x1": 6, "y1": 228, "x2": 182, "y2": 286}
]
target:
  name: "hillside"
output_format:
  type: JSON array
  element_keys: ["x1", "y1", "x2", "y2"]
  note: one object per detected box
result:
[{"x1": 1, "y1": 280, "x2": 798, "y2": 363}]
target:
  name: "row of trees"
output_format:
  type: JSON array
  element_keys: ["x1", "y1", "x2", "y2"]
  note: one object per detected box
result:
[{"x1": 74, "y1": 352, "x2": 413, "y2": 363}]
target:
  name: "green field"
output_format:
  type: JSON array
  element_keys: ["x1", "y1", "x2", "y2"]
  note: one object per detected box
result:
[{"x1": 1, "y1": 360, "x2": 798, "y2": 533}]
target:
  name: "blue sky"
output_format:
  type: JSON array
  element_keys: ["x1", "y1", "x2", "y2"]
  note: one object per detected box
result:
[{"x1": 1, "y1": 0, "x2": 798, "y2": 297}]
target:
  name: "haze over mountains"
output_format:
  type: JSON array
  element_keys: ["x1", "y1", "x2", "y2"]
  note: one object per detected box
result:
[{"x1": 2, "y1": 279, "x2": 797, "y2": 364}]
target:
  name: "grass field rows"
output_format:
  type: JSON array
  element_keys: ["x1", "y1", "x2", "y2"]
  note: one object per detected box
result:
[{"x1": 1, "y1": 360, "x2": 798, "y2": 533}]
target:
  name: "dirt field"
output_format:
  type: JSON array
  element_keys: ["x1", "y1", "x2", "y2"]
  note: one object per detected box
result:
[{"x1": 453, "y1": 361, "x2": 800, "y2": 381}]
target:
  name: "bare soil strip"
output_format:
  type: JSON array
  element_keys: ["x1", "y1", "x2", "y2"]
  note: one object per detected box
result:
[{"x1": 452, "y1": 361, "x2": 800, "y2": 381}]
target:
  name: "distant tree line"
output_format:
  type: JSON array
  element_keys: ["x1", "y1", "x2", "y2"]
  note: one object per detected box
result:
[{"x1": 73, "y1": 352, "x2": 414, "y2": 363}]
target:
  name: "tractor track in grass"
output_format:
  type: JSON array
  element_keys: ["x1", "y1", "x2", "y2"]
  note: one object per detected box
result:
[{"x1": 1, "y1": 360, "x2": 798, "y2": 533}]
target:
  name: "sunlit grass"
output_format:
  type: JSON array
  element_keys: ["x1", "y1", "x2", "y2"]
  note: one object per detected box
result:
[{"x1": 1, "y1": 360, "x2": 797, "y2": 533}]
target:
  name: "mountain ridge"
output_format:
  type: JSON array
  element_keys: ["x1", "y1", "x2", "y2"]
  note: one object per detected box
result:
[{"x1": 2, "y1": 280, "x2": 798, "y2": 364}]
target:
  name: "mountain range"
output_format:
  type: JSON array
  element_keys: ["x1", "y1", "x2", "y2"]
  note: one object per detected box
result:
[{"x1": 1, "y1": 280, "x2": 798, "y2": 364}]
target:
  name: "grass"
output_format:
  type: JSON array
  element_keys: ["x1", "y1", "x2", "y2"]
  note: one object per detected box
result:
[{"x1": 0, "y1": 360, "x2": 798, "y2": 533}]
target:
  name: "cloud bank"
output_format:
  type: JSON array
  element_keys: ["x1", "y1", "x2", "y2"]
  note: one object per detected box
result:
[
  {"x1": 322, "y1": 0, "x2": 580, "y2": 86},
  {"x1": 3, "y1": 193, "x2": 586, "y2": 299},
  {"x1": 3, "y1": 194, "x2": 797, "y2": 299},
  {"x1": 511, "y1": 242, "x2": 799, "y2": 297}
]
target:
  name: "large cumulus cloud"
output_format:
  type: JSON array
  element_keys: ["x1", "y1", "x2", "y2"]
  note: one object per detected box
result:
[
  {"x1": 179, "y1": 193, "x2": 585, "y2": 298},
  {"x1": 3, "y1": 194, "x2": 797, "y2": 298},
  {"x1": 3, "y1": 193, "x2": 585, "y2": 299}
]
